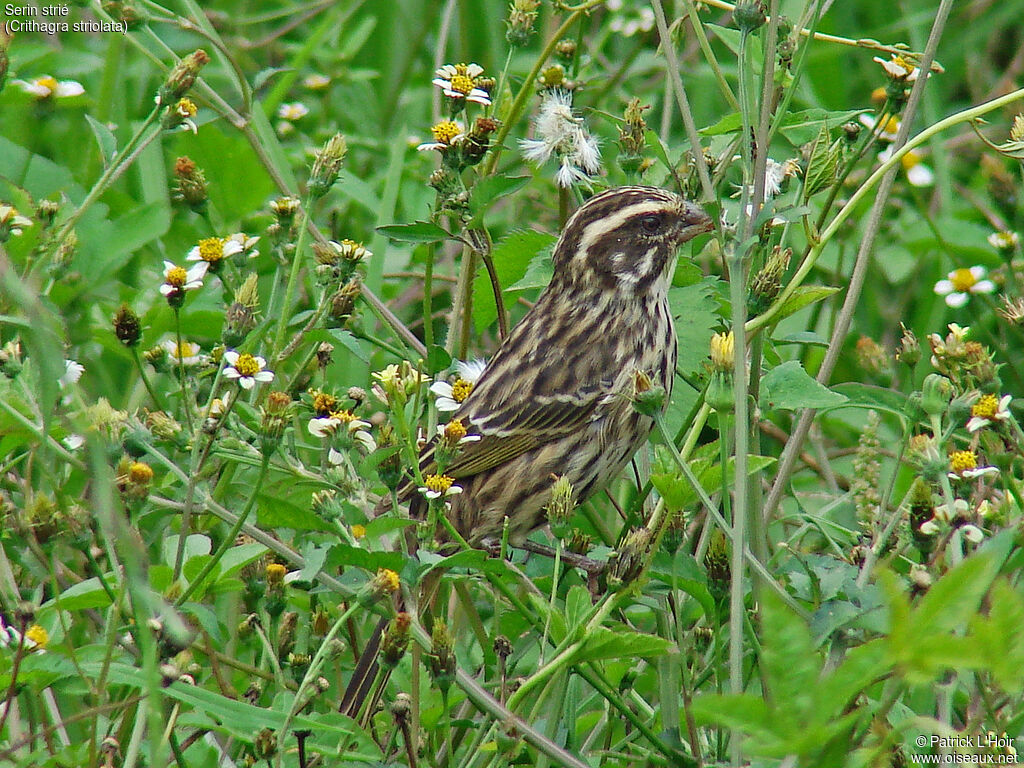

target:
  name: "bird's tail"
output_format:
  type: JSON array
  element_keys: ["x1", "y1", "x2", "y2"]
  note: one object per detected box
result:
[
  {"x1": 339, "y1": 616, "x2": 387, "y2": 721},
  {"x1": 339, "y1": 566, "x2": 445, "y2": 723}
]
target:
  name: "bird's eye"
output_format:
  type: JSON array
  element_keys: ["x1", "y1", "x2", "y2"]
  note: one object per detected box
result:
[{"x1": 640, "y1": 214, "x2": 663, "y2": 233}]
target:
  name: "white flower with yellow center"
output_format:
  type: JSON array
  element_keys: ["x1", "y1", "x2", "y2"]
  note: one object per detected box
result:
[
  {"x1": 919, "y1": 499, "x2": 984, "y2": 543},
  {"x1": 431, "y1": 358, "x2": 486, "y2": 412},
  {"x1": 277, "y1": 102, "x2": 310, "y2": 121},
  {"x1": 859, "y1": 113, "x2": 901, "y2": 142},
  {"x1": 873, "y1": 55, "x2": 919, "y2": 82},
  {"x1": 303, "y1": 74, "x2": 331, "y2": 91},
  {"x1": 966, "y1": 393, "x2": 1011, "y2": 433},
  {"x1": 186, "y1": 236, "x2": 243, "y2": 265},
  {"x1": 432, "y1": 63, "x2": 491, "y2": 105},
  {"x1": 418, "y1": 473, "x2": 463, "y2": 500},
  {"x1": 226, "y1": 232, "x2": 260, "y2": 260},
  {"x1": 160, "y1": 339, "x2": 203, "y2": 366},
  {"x1": 160, "y1": 260, "x2": 208, "y2": 296},
  {"x1": 309, "y1": 409, "x2": 376, "y2": 452},
  {"x1": 988, "y1": 231, "x2": 1019, "y2": 252},
  {"x1": 878, "y1": 146, "x2": 934, "y2": 187},
  {"x1": 417, "y1": 120, "x2": 466, "y2": 152},
  {"x1": 933, "y1": 266, "x2": 995, "y2": 307},
  {"x1": 223, "y1": 350, "x2": 274, "y2": 390},
  {"x1": 0, "y1": 204, "x2": 33, "y2": 238},
  {"x1": 14, "y1": 75, "x2": 84, "y2": 99}
]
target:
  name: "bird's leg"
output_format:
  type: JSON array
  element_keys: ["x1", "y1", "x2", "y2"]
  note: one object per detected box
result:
[{"x1": 486, "y1": 537, "x2": 608, "y2": 577}]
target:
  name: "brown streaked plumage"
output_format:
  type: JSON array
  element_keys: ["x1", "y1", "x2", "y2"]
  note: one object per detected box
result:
[{"x1": 402, "y1": 186, "x2": 714, "y2": 545}]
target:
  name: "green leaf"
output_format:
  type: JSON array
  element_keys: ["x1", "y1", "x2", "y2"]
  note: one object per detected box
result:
[
  {"x1": 42, "y1": 576, "x2": 114, "y2": 613},
  {"x1": 692, "y1": 693, "x2": 772, "y2": 733},
  {"x1": 377, "y1": 221, "x2": 450, "y2": 243},
  {"x1": 328, "y1": 329, "x2": 369, "y2": 363},
  {"x1": 643, "y1": 128, "x2": 676, "y2": 171},
  {"x1": 564, "y1": 584, "x2": 591, "y2": 631},
  {"x1": 775, "y1": 331, "x2": 831, "y2": 347},
  {"x1": 759, "y1": 361, "x2": 847, "y2": 411},
  {"x1": 777, "y1": 109, "x2": 868, "y2": 146},
  {"x1": 219, "y1": 542, "x2": 269, "y2": 578},
  {"x1": 426, "y1": 345, "x2": 452, "y2": 374},
  {"x1": 569, "y1": 626, "x2": 672, "y2": 663},
  {"x1": 299, "y1": 542, "x2": 331, "y2": 583},
  {"x1": 760, "y1": 589, "x2": 820, "y2": 713},
  {"x1": 828, "y1": 382, "x2": 909, "y2": 418},
  {"x1": 506, "y1": 246, "x2": 555, "y2": 291},
  {"x1": 468, "y1": 175, "x2": 530, "y2": 225},
  {"x1": 971, "y1": 579, "x2": 1024, "y2": 690},
  {"x1": 651, "y1": 452, "x2": 775, "y2": 511},
  {"x1": 162, "y1": 534, "x2": 211, "y2": 568},
  {"x1": 324, "y1": 544, "x2": 406, "y2": 573},
  {"x1": 672, "y1": 550, "x2": 717, "y2": 621},
  {"x1": 84, "y1": 115, "x2": 117, "y2": 165},
  {"x1": 705, "y1": 24, "x2": 762, "y2": 67},
  {"x1": 670, "y1": 277, "x2": 723, "y2": 377},
  {"x1": 773, "y1": 285, "x2": 840, "y2": 321},
  {"x1": 86, "y1": 662, "x2": 382, "y2": 757},
  {"x1": 700, "y1": 112, "x2": 743, "y2": 137},
  {"x1": 473, "y1": 229, "x2": 556, "y2": 328}
]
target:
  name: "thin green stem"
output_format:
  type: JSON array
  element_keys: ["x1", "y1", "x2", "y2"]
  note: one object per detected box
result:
[
  {"x1": 131, "y1": 347, "x2": 164, "y2": 411},
  {"x1": 423, "y1": 242, "x2": 435, "y2": 350},
  {"x1": 176, "y1": 452, "x2": 272, "y2": 605},
  {"x1": 173, "y1": 309, "x2": 194, "y2": 434},
  {"x1": 278, "y1": 600, "x2": 361, "y2": 755},
  {"x1": 53, "y1": 108, "x2": 161, "y2": 247},
  {"x1": 651, "y1": 0, "x2": 714, "y2": 201},
  {"x1": 271, "y1": 201, "x2": 314, "y2": 360}
]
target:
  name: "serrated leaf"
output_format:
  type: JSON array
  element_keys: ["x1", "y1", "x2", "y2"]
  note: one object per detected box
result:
[
  {"x1": 759, "y1": 361, "x2": 846, "y2": 411},
  {"x1": 328, "y1": 329, "x2": 369, "y2": 362},
  {"x1": 377, "y1": 221, "x2": 450, "y2": 243},
  {"x1": 473, "y1": 229, "x2": 556, "y2": 328},
  {"x1": 568, "y1": 626, "x2": 672, "y2": 663},
  {"x1": 506, "y1": 247, "x2": 554, "y2": 291},
  {"x1": 84, "y1": 115, "x2": 117, "y2": 165},
  {"x1": 777, "y1": 109, "x2": 867, "y2": 146},
  {"x1": 803, "y1": 127, "x2": 842, "y2": 199},
  {"x1": 468, "y1": 175, "x2": 530, "y2": 225},
  {"x1": 651, "y1": 453, "x2": 775, "y2": 511}
]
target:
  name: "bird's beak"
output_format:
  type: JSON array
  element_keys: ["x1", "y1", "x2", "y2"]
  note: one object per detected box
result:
[{"x1": 678, "y1": 201, "x2": 715, "y2": 241}]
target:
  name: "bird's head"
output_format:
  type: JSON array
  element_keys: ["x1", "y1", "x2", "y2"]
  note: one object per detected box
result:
[{"x1": 552, "y1": 186, "x2": 714, "y2": 294}]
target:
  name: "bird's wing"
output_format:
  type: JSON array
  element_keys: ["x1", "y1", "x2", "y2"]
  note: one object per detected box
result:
[{"x1": 444, "y1": 390, "x2": 606, "y2": 477}]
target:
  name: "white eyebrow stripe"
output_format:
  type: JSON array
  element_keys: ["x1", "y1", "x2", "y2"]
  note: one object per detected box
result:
[{"x1": 576, "y1": 200, "x2": 672, "y2": 254}]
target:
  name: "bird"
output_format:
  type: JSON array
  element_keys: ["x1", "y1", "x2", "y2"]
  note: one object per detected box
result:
[
  {"x1": 402, "y1": 185, "x2": 714, "y2": 546},
  {"x1": 342, "y1": 186, "x2": 713, "y2": 720}
]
